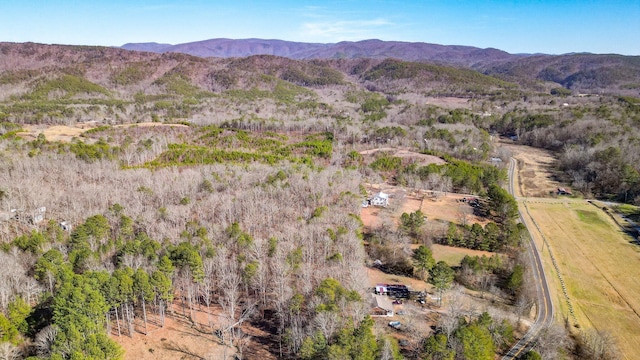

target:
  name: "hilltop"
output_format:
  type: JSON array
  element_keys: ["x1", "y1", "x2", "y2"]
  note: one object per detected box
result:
[{"x1": 121, "y1": 38, "x2": 640, "y2": 95}]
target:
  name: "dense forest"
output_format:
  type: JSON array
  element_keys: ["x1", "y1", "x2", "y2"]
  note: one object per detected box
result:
[{"x1": 0, "y1": 42, "x2": 637, "y2": 359}]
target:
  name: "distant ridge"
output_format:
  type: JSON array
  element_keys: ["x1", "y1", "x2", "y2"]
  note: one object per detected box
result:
[
  {"x1": 117, "y1": 38, "x2": 640, "y2": 94},
  {"x1": 120, "y1": 38, "x2": 519, "y2": 67},
  {"x1": 0, "y1": 40, "x2": 636, "y2": 96},
  {"x1": 121, "y1": 42, "x2": 172, "y2": 53}
]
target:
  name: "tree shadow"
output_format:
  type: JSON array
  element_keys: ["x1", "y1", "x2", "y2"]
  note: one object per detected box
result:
[{"x1": 163, "y1": 341, "x2": 206, "y2": 359}]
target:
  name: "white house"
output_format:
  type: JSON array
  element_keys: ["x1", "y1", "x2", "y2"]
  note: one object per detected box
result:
[{"x1": 371, "y1": 192, "x2": 389, "y2": 207}]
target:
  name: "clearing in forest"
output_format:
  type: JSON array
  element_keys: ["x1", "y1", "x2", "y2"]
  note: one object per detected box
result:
[
  {"x1": 360, "y1": 184, "x2": 489, "y2": 232},
  {"x1": 19, "y1": 122, "x2": 188, "y2": 142},
  {"x1": 359, "y1": 147, "x2": 446, "y2": 167},
  {"x1": 428, "y1": 244, "x2": 497, "y2": 266}
]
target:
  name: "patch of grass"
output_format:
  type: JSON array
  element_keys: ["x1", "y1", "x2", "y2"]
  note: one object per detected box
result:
[
  {"x1": 575, "y1": 210, "x2": 606, "y2": 225},
  {"x1": 611, "y1": 203, "x2": 640, "y2": 221},
  {"x1": 431, "y1": 244, "x2": 498, "y2": 267}
]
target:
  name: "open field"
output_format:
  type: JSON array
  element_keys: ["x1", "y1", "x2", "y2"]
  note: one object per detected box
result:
[
  {"x1": 430, "y1": 244, "x2": 497, "y2": 266},
  {"x1": 523, "y1": 200, "x2": 640, "y2": 359},
  {"x1": 506, "y1": 141, "x2": 640, "y2": 359},
  {"x1": 359, "y1": 148, "x2": 446, "y2": 167},
  {"x1": 501, "y1": 142, "x2": 566, "y2": 198},
  {"x1": 19, "y1": 122, "x2": 189, "y2": 142}
]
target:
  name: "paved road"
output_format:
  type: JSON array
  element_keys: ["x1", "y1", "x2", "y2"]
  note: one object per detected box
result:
[{"x1": 502, "y1": 158, "x2": 554, "y2": 359}]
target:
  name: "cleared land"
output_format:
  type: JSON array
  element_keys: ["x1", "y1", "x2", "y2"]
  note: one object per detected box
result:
[
  {"x1": 502, "y1": 142, "x2": 566, "y2": 198},
  {"x1": 359, "y1": 148, "x2": 446, "y2": 167},
  {"x1": 360, "y1": 183, "x2": 489, "y2": 232},
  {"x1": 506, "y1": 143, "x2": 640, "y2": 359},
  {"x1": 524, "y1": 201, "x2": 640, "y2": 359},
  {"x1": 430, "y1": 244, "x2": 497, "y2": 266},
  {"x1": 19, "y1": 122, "x2": 188, "y2": 142}
]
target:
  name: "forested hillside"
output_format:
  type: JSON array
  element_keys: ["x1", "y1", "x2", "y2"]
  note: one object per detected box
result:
[{"x1": 0, "y1": 42, "x2": 637, "y2": 359}]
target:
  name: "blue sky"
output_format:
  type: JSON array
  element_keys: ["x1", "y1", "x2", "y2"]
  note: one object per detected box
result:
[{"x1": 1, "y1": 0, "x2": 639, "y2": 55}]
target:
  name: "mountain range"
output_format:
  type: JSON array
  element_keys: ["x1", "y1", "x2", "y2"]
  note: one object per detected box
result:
[
  {"x1": 121, "y1": 38, "x2": 517, "y2": 67},
  {"x1": 0, "y1": 39, "x2": 637, "y2": 101},
  {"x1": 121, "y1": 38, "x2": 640, "y2": 94}
]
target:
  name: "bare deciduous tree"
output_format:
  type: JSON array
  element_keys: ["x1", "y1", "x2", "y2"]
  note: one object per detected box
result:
[
  {"x1": 0, "y1": 342, "x2": 21, "y2": 360},
  {"x1": 34, "y1": 325, "x2": 58, "y2": 358}
]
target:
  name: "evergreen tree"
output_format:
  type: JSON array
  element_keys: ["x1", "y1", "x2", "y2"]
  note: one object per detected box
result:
[
  {"x1": 520, "y1": 350, "x2": 542, "y2": 360},
  {"x1": 51, "y1": 273, "x2": 122, "y2": 359},
  {"x1": 423, "y1": 333, "x2": 454, "y2": 360},
  {"x1": 457, "y1": 324, "x2": 494, "y2": 360},
  {"x1": 412, "y1": 245, "x2": 435, "y2": 280},
  {"x1": 428, "y1": 261, "x2": 455, "y2": 305}
]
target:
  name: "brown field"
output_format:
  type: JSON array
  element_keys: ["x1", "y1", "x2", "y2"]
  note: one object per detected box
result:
[
  {"x1": 501, "y1": 142, "x2": 566, "y2": 198},
  {"x1": 366, "y1": 266, "x2": 432, "y2": 292},
  {"x1": 20, "y1": 125, "x2": 87, "y2": 142},
  {"x1": 19, "y1": 122, "x2": 189, "y2": 142},
  {"x1": 359, "y1": 147, "x2": 446, "y2": 167}
]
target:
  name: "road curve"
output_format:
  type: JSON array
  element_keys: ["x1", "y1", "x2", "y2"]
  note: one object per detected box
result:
[{"x1": 502, "y1": 158, "x2": 554, "y2": 359}]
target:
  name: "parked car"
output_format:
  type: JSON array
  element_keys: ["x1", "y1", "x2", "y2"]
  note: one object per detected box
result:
[{"x1": 388, "y1": 321, "x2": 401, "y2": 329}]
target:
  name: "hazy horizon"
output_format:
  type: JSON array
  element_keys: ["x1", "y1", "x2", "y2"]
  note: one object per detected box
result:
[{"x1": 1, "y1": 0, "x2": 639, "y2": 56}]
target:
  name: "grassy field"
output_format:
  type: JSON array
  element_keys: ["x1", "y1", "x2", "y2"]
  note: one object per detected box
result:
[
  {"x1": 430, "y1": 244, "x2": 497, "y2": 266},
  {"x1": 522, "y1": 200, "x2": 640, "y2": 359}
]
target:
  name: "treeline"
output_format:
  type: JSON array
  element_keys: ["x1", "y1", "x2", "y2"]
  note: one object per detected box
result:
[
  {"x1": 440, "y1": 221, "x2": 525, "y2": 252},
  {"x1": 369, "y1": 153, "x2": 507, "y2": 195},
  {"x1": 492, "y1": 96, "x2": 640, "y2": 203}
]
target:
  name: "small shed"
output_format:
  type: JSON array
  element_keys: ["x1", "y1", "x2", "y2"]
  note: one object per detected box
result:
[
  {"x1": 557, "y1": 187, "x2": 572, "y2": 195},
  {"x1": 371, "y1": 192, "x2": 389, "y2": 207},
  {"x1": 370, "y1": 294, "x2": 394, "y2": 317}
]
